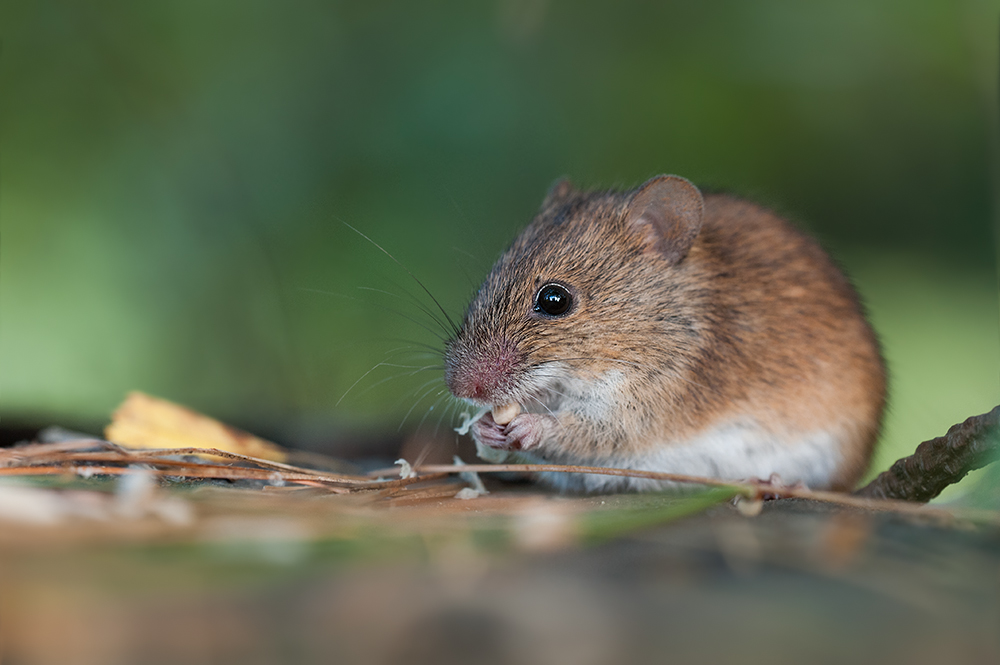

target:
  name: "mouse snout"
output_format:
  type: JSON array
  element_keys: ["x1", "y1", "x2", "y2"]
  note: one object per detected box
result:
[{"x1": 445, "y1": 340, "x2": 521, "y2": 402}]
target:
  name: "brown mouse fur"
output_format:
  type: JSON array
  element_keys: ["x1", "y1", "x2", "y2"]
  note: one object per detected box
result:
[{"x1": 445, "y1": 175, "x2": 886, "y2": 492}]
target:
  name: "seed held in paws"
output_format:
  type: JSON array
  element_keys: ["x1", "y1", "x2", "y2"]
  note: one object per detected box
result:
[{"x1": 491, "y1": 402, "x2": 521, "y2": 425}]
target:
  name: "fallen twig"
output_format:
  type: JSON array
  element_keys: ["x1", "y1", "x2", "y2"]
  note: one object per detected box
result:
[
  {"x1": 856, "y1": 405, "x2": 1000, "y2": 502},
  {"x1": 391, "y1": 463, "x2": 1000, "y2": 525},
  {"x1": 0, "y1": 442, "x2": 448, "y2": 491}
]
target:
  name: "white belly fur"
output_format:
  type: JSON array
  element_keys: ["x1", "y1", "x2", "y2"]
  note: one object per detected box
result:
[{"x1": 522, "y1": 422, "x2": 844, "y2": 494}]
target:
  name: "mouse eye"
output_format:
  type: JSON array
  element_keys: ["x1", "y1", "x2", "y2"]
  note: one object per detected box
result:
[{"x1": 534, "y1": 283, "x2": 573, "y2": 317}]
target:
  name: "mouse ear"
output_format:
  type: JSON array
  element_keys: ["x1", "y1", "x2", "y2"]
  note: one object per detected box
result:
[
  {"x1": 542, "y1": 176, "x2": 575, "y2": 208},
  {"x1": 625, "y1": 175, "x2": 704, "y2": 265}
]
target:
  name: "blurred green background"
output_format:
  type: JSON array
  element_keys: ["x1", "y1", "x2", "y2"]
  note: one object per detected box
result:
[{"x1": 1, "y1": 0, "x2": 998, "y2": 484}]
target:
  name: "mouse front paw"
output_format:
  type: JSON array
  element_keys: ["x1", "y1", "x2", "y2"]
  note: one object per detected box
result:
[
  {"x1": 471, "y1": 411, "x2": 555, "y2": 452},
  {"x1": 471, "y1": 412, "x2": 509, "y2": 449},
  {"x1": 504, "y1": 413, "x2": 554, "y2": 451}
]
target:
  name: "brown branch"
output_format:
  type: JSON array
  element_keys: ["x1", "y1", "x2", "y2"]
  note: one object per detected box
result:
[
  {"x1": 412, "y1": 463, "x2": 1000, "y2": 524},
  {"x1": 855, "y1": 405, "x2": 1000, "y2": 502},
  {"x1": 0, "y1": 462, "x2": 450, "y2": 490},
  {"x1": 413, "y1": 463, "x2": 739, "y2": 489},
  {"x1": 124, "y1": 446, "x2": 372, "y2": 480},
  {"x1": 0, "y1": 442, "x2": 449, "y2": 491}
]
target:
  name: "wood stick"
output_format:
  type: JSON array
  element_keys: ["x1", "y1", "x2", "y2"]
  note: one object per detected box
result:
[{"x1": 856, "y1": 405, "x2": 1000, "y2": 501}]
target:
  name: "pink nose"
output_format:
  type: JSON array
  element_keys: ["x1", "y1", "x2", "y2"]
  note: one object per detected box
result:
[
  {"x1": 445, "y1": 342, "x2": 520, "y2": 401},
  {"x1": 447, "y1": 364, "x2": 502, "y2": 401}
]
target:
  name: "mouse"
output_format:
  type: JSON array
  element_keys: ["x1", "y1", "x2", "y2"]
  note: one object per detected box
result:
[{"x1": 444, "y1": 174, "x2": 886, "y2": 493}]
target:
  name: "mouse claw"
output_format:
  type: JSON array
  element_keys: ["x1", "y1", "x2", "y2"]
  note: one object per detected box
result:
[
  {"x1": 504, "y1": 413, "x2": 551, "y2": 451},
  {"x1": 742, "y1": 473, "x2": 809, "y2": 501},
  {"x1": 471, "y1": 412, "x2": 509, "y2": 449}
]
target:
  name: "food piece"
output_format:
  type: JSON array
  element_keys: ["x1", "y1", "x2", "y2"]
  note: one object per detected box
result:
[
  {"x1": 491, "y1": 402, "x2": 521, "y2": 425},
  {"x1": 395, "y1": 458, "x2": 417, "y2": 479},
  {"x1": 454, "y1": 406, "x2": 491, "y2": 435}
]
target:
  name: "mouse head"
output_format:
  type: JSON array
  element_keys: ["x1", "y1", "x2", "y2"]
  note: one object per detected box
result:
[{"x1": 445, "y1": 175, "x2": 705, "y2": 408}]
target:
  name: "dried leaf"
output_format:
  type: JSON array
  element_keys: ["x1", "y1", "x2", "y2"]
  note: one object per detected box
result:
[{"x1": 105, "y1": 392, "x2": 287, "y2": 462}]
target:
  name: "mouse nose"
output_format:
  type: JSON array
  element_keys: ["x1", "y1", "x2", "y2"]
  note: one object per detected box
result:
[
  {"x1": 450, "y1": 374, "x2": 491, "y2": 401},
  {"x1": 445, "y1": 341, "x2": 520, "y2": 402},
  {"x1": 445, "y1": 360, "x2": 502, "y2": 401}
]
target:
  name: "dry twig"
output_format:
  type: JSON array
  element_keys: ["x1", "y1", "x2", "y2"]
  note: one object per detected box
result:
[
  {"x1": 856, "y1": 405, "x2": 1000, "y2": 502},
  {"x1": 0, "y1": 442, "x2": 447, "y2": 491},
  {"x1": 408, "y1": 463, "x2": 999, "y2": 524}
]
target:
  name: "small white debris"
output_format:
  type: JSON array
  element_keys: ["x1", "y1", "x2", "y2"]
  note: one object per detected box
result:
[
  {"x1": 150, "y1": 497, "x2": 195, "y2": 526},
  {"x1": 60, "y1": 491, "x2": 112, "y2": 522},
  {"x1": 475, "y1": 438, "x2": 511, "y2": 464},
  {"x1": 491, "y1": 402, "x2": 521, "y2": 425},
  {"x1": 452, "y1": 455, "x2": 488, "y2": 498},
  {"x1": 113, "y1": 466, "x2": 193, "y2": 524},
  {"x1": 203, "y1": 517, "x2": 310, "y2": 565},
  {"x1": 37, "y1": 426, "x2": 98, "y2": 443},
  {"x1": 75, "y1": 466, "x2": 98, "y2": 479},
  {"x1": 0, "y1": 483, "x2": 67, "y2": 525},
  {"x1": 514, "y1": 503, "x2": 574, "y2": 551},
  {"x1": 395, "y1": 458, "x2": 417, "y2": 479},
  {"x1": 115, "y1": 466, "x2": 157, "y2": 519},
  {"x1": 454, "y1": 406, "x2": 490, "y2": 435},
  {"x1": 735, "y1": 495, "x2": 764, "y2": 517},
  {"x1": 0, "y1": 473, "x2": 193, "y2": 527},
  {"x1": 268, "y1": 471, "x2": 286, "y2": 487}
]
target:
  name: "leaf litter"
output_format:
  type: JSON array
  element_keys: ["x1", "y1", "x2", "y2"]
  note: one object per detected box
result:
[{"x1": 0, "y1": 392, "x2": 995, "y2": 559}]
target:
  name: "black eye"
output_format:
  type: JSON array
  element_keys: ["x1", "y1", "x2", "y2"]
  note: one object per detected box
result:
[{"x1": 534, "y1": 283, "x2": 573, "y2": 317}]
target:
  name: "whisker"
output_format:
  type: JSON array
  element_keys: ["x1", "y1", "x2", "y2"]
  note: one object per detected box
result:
[
  {"x1": 412, "y1": 439, "x2": 435, "y2": 467},
  {"x1": 336, "y1": 360, "x2": 397, "y2": 407},
  {"x1": 379, "y1": 345, "x2": 440, "y2": 360},
  {"x1": 450, "y1": 246, "x2": 478, "y2": 261},
  {"x1": 539, "y1": 385, "x2": 569, "y2": 399},
  {"x1": 406, "y1": 375, "x2": 447, "y2": 401},
  {"x1": 342, "y1": 221, "x2": 460, "y2": 335},
  {"x1": 379, "y1": 339, "x2": 446, "y2": 356},
  {"x1": 356, "y1": 285, "x2": 453, "y2": 337},
  {"x1": 526, "y1": 394, "x2": 558, "y2": 418},
  {"x1": 415, "y1": 390, "x2": 448, "y2": 433},
  {"x1": 399, "y1": 380, "x2": 446, "y2": 431},
  {"x1": 354, "y1": 365, "x2": 444, "y2": 398},
  {"x1": 433, "y1": 397, "x2": 459, "y2": 439},
  {"x1": 302, "y1": 286, "x2": 450, "y2": 343}
]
